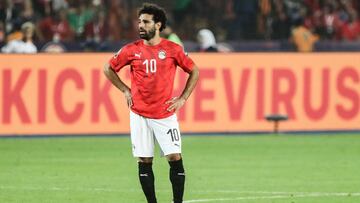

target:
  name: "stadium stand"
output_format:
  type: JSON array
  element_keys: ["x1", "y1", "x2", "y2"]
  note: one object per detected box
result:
[{"x1": 0, "y1": 0, "x2": 359, "y2": 52}]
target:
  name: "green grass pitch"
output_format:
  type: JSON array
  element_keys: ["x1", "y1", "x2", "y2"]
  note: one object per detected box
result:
[{"x1": 1, "y1": 134, "x2": 360, "y2": 203}]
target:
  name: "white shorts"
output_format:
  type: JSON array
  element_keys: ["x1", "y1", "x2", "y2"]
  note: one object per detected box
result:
[{"x1": 129, "y1": 111, "x2": 182, "y2": 157}]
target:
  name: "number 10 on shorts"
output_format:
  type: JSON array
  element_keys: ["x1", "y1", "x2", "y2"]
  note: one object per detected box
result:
[{"x1": 167, "y1": 128, "x2": 180, "y2": 142}]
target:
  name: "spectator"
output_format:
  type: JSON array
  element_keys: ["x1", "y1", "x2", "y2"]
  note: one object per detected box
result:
[
  {"x1": 197, "y1": 28, "x2": 218, "y2": 52},
  {"x1": 172, "y1": 0, "x2": 193, "y2": 28},
  {"x1": 107, "y1": 0, "x2": 123, "y2": 41},
  {"x1": 258, "y1": 0, "x2": 272, "y2": 39},
  {"x1": 290, "y1": 18, "x2": 319, "y2": 52},
  {"x1": 67, "y1": 1, "x2": 94, "y2": 40},
  {"x1": 52, "y1": 0, "x2": 68, "y2": 12},
  {"x1": 1, "y1": 21, "x2": 37, "y2": 53},
  {"x1": 84, "y1": 9, "x2": 109, "y2": 43},
  {"x1": 39, "y1": 9, "x2": 73, "y2": 42},
  {"x1": 1, "y1": 0, "x2": 20, "y2": 36},
  {"x1": 0, "y1": 22, "x2": 4, "y2": 43},
  {"x1": 271, "y1": 0, "x2": 291, "y2": 40},
  {"x1": 41, "y1": 40, "x2": 67, "y2": 53},
  {"x1": 321, "y1": 3, "x2": 341, "y2": 40},
  {"x1": 1, "y1": 0, "x2": 359, "y2": 51},
  {"x1": 339, "y1": 11, "x2": 360, "y2": 41},
  {"x1": 161, "y1": 25, "x2": 183, "y2": 46},
  {"x1": 223, "y1": 0, "x2": 259, "y2": 40},
  {"x1": 21, "y1": 0, "x2": 36, "y2": 23}
]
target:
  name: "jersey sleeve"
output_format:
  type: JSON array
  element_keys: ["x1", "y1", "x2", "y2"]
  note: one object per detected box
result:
[
  {"x1": 108, "y1": 45, "x2": 131, "y2": 72},
  {"x1": 174, "y1": 46, "x2": 195, "y2": 73}
]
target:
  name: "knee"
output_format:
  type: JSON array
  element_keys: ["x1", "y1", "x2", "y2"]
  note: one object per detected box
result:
[
  {"x1": 138, "y1": 157, "x2": 153, "y2": 164},
  {"x1": 167, "y1": 153, "x2": 182, "y2": 162}
]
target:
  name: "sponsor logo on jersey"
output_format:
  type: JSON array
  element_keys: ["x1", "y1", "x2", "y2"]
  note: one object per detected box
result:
[
  {"x1": 158, "y1": 50, "x2": 166, "y2": 59},
  {"x1": 134, "y1": 52, "x2": 142, "y2": 58}
]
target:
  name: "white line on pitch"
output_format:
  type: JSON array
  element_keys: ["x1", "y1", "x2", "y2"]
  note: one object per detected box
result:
[
  {"x1": 189, "y1": 190, "x2": 306, "y2": 194},
  {"x1": 183, "y1": 192, "x2": 360, "y2": 203}
]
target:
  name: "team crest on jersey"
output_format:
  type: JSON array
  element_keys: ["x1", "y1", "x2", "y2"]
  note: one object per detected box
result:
[{"x1": 158, "y1": 50, "x2": 166, "y2": 60}]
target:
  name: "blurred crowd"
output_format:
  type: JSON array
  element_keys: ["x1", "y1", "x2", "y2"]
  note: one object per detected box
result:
[{"x1": 0, "y1": 0, "x2": 359, "y2": 53}]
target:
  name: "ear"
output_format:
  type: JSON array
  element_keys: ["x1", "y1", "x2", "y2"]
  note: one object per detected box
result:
[{"x1": 155, "y1": 22, "x2": 162, "y2": 31}]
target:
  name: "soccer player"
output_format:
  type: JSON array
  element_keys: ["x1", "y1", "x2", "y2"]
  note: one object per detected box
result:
[{"x1": 103, "y1": 3, "x2": 199, "y2": 203}]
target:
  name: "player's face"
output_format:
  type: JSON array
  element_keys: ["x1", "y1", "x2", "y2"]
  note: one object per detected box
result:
[{"x1": 138, "y1": 14, "x2": 157, "y2": 40}]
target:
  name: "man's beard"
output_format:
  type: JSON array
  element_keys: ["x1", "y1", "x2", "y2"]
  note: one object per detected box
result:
[{"x1": 139, "y1": 27, "x2": 156, "y2": 40}]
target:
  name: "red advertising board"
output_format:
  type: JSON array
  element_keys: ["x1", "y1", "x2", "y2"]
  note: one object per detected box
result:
[{"x1": 0, "y1": 53, "x2": 359, "y2": 135}]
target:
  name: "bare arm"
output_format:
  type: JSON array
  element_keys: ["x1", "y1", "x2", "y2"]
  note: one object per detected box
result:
[
  {"x1": 103, "y1": 63, "x2": 133, "y2": 107},
  {"x1": 166, "y1": 65, "x2": 200, "y2": 112}
]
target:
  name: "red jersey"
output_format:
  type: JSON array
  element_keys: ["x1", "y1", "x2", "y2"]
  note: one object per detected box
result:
[{"x1": 109, "y1": 38, "x2": 195, "y2": 118}]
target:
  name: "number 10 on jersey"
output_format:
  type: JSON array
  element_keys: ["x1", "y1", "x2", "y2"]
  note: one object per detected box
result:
[{"x1": 143, "y1": 59, "x2": 157, "y2": 73}]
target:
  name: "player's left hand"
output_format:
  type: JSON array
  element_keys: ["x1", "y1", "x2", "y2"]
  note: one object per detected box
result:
[{"x1": 165, "y1": 97, "x2": 185, "y2": 112}]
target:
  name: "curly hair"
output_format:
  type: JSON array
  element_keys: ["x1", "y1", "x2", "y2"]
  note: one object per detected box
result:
[{"x1": 138, "y1": 3, "x2": 167, "y2": 32}]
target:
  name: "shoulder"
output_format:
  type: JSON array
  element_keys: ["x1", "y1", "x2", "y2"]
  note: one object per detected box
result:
[
  {"x1": 8, "y1": 40, "x2": 23, "y2": 46},
  {"x1": 116, "y1": 40, "x2": 141, "y2": 55},
  {"x1": 2, "y1": 40, "x2": 22, "y2": 51},
  {"x1": 161, "y1": 39, "x2": 186, "y2": 57},
  {"x1": 26, "y1": 42, "x2": 37, "y2": 50},
  {"x1": 162, "y1": 38, "x2": 183, "y2": 50}
]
